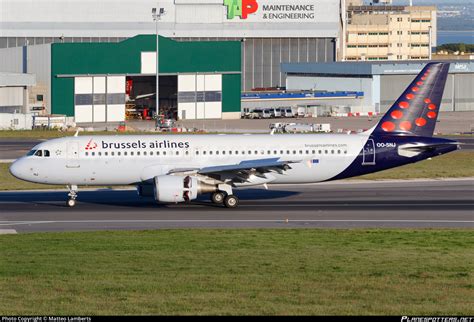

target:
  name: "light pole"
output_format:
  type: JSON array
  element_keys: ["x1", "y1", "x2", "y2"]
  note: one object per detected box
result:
[{"x1": 152, "y1": 6, "x2": 165, "y2": 120}]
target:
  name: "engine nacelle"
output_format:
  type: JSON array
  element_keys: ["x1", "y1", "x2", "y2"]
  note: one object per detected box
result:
[{"x1": 153, "y1": 175, "x2": 216, "y2": 203}]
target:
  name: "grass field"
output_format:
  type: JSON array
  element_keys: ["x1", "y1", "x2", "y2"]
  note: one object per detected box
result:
[
  {"x1": 0, "y1": 229, "x2": 472, "y2": 315},
  {"x1": 1, "y1": 151, "x2": 473, "y2": 191}
]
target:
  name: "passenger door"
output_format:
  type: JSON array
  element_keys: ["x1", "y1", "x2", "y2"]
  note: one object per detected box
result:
[
  {"x1": 362, "y1": 139, "x2": 376, "y2": 165},
  {"x1": 66, "y1": 142, "x2": 80, "y2": 168}
]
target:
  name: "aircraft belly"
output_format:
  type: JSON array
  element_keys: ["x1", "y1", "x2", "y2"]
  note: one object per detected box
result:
[{"x1": 272, "y1": 155, "x2": 358, "y2": 184}]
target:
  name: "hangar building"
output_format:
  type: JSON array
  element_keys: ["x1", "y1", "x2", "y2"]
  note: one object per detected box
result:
[
  {"x1": 282, "y1": 61, "x2": 474, "y2": 113},
  {"x1": 0, "y1": 0, "x2": 340, "y2": 93},
  {"x1": 0, "y1": 36, "x2": 241, "y2": 122}
]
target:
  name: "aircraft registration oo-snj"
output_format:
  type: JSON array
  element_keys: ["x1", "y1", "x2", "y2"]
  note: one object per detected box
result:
[{"x1": 10, "y1": 62, "x2": 461, "y2": 208}]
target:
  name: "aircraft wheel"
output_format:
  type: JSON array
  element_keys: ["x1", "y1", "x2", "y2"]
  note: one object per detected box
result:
[
  {"x1": 211, "y1": 192, "x2": 225, "y2": 204},
  {"x1": 224, "y1": 195, "x2": 239, "y2": 208},
  {"x1": 67, "y1": 198, "x2": 76, "y2": 207}
]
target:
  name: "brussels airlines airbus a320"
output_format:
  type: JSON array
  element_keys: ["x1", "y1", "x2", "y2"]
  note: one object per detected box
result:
[{"x1": 10, "y1": 62, "x2": 460, "y2": 208}]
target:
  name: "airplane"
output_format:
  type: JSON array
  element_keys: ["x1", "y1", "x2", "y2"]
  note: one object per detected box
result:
[{"x1": 9, "y1": 62, "x2": 460, "y2": 208}]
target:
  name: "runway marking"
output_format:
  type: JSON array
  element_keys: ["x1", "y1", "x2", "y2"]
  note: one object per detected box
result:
[{"x1": 0, "y1": 220, "x2": 473, "y2": 227}]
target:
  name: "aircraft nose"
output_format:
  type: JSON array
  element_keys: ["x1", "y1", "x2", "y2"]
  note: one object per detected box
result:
[{"x1": 9, "y1": 159, "x2": 25, "y2": 180}]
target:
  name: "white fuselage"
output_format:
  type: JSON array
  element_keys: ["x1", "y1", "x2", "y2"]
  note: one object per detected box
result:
[{"x1": 10, "y1": 134, "x2": 369, "y2": 186}]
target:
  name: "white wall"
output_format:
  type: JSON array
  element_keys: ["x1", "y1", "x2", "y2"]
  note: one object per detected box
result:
[
  {"x1": 0, "y1": 113, "x2": 33, "y2": 130},
  {"x1": 0, "y1": 0, "x2": 340, "y2": 38}
]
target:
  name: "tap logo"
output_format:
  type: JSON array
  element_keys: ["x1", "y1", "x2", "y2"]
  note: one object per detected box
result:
[
  {"x1": 224, "y1": 0, "x2": 259, "y2": 19},
  {"x1": 85, "y1": 139, "x2": 98, "y2": 150}
]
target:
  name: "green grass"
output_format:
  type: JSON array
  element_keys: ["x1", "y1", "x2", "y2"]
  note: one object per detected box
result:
[
  {"x1": 357, "y1": 151, "x2": 474, "y2": 180},
  {"x1": 0, "y1": 229, "x2": 472, "y2": 315},
  {"x1": 1, "y1": 151, "x2": 473, "y2": 191}
]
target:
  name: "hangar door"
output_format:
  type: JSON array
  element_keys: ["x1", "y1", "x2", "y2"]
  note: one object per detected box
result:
[
  {"x1": 74, "y1": 76, "x2": 126, "y2": 123},
  {"x1": 177, "y1": 74, "x2": 222, "y2": 120}
]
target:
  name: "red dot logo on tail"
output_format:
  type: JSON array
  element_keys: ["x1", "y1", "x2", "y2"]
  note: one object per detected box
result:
[
  {"x1": 381, "y1": 121, "x2": 395, "y2": 132},
  {"x1": 415, "y1": 118, "x2": 427, "y2": 127},
  {"x1": 399, "y1": 121, "x2": 412, "y2": 131}
]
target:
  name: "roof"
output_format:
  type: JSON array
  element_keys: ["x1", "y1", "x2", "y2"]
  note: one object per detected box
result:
[
  {"x1": 282, "y1": 60, "x2": 474, "y2": 76},
  {"x1": 0, "y1": 73, "x2": 36, "y2": 87}
]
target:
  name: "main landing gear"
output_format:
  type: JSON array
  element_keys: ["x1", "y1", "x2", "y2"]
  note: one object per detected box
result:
[
  {"x1": 67, "y1": 185, "x2": 78, "y2": 207},
  {"x1": 210, "y1": 184, "x2": 239, "y2": 208}
]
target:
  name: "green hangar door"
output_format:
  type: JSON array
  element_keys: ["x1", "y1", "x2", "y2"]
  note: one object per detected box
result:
[
  {"x1": 74, "y1": 76, "x2": 126, "y2": 123},
  {"x1": 177, "y1": 74, "x2": 222, "y2": 120}
]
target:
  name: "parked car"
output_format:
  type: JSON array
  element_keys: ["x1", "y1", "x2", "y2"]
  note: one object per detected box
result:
[{"x1": 284, "y1": 108, "x2": 294, "y2": 118}]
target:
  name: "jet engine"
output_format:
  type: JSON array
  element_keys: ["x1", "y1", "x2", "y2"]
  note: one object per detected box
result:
[{"x1": 153, "y1": 175, "x2": 216, "y2": 203}]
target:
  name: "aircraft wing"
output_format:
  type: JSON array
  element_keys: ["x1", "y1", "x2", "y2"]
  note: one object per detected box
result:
[{"x1": 167, "y1": 158, "x2": 301, "y2": 184}]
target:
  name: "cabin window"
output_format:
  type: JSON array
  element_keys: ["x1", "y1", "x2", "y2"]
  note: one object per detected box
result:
[
  {"x1": 143, "y1": 151, "x2": 146, "y2": 156},
  {"x1": 318, "y1": 150, "x2": 322, "y2": 154},
  {"x1": 85, "y1": 152, "x2": 89, "y2": 156},
  {"x1": 105, "y1": 152, "x2": 108, "y2": 156},
  {"x1": 299, "y1": 150, "x2": 302, "y2": 154},
  {"x1": 229, "y1": 151, "x2": 232, "y2": 155},
  {"x1": 163, "y1": 151, "x2": 166, "y2": 156},
  {"x1": 305, "y1": 150, "x2": 309, "y2": 154},
  {"x1": 185, "y1": 151, "x2": 189, "y2": 155},
  {"x1": 216, "y1": 151, "x2": 219, "y2": 155},
  {"x1": 176, "y1": 151, "x2": 179, "y2": 156},
  {"x1": 254, "y1": 150, "x2": 258, "y2": 155},
  {"x1": 274, "y1": 150, "x2": 277, "y2": 154},
  {"x1": 222, "y1": 151, "x2": 225, "y2": 155},
  {"x1": 209, "y1": 151, "x2": 213, "y2": 155},
  {"x1": 324, "y1": 150, "x2": 328, "y2": 154},
  {"x1": 117, "y1": 152, "x2": 121, "y2": 156},
  {"x1": 344, "y1": 150, "x2": 348, "y2": 154},
  {"x1": 149, "y1": 151, "x2": 153, "y2": 156},
  {"x1": 98, "y1": 152, "x2": 102, "y2": 156},
  {"x1": 203, "y1": 151, "x2": 207, "y2": 155},
  {"x1": 91, "y1": 152, "x2": 95, "y2": 156},
  {"x1": 111, "y1": 152, "x2": 115, "y2": 156},
  {"x1": 293, "y1": 150, "x2": 296, "y2": 155},
  {"x1": 338, "y1": 150, "x2": 341, "y2": 154},
  {"x1": 196, "y1": 151, "x2": 199, "y2": 155},
  {"x1": 137, "y1": 151, "x2": 141, "y2": 156},
  {"x1": 130, "y1": 151, "x2": 134, "y2": 156},
  {"x1": 312, "y1": 150, "x2": 315, "y2": 154},
  {"x1": 157, "y1": 151, "x2": 160, "y2": 156},
  {"x1": 331, "y1": 150, "x2": 334, "y2": 154}
]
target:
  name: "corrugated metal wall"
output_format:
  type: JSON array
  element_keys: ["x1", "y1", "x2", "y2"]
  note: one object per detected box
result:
[
  {"x1": 380, "y1": 73, "x2": 474, "y2": 112},
  {"x1": 243, "y1": 38, "x2": 335, "y2": 91},
  {"x1": 176, "y1": 37, "x2": 335, "y2": 92}
]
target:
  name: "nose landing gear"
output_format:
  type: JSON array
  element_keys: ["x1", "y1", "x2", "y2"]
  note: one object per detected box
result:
[{"x1": 67, "y1": 185, "x2": 78, "y2": 207}]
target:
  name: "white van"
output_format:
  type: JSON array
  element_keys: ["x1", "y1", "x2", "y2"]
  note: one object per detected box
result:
[
  {"x1": 284, "y1": 108, "x2": 294, "y2": 118},
  {"x1": 270, "y1": 108, "x2": 282, "y2": 118}
]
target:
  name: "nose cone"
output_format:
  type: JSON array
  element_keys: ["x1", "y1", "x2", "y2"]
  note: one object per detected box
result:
[{"x1": 9, "y1": 158, "x2": 27, "y2": 181}]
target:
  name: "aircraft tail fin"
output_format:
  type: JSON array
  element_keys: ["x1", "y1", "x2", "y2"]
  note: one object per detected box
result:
[{"x1": 372, "y1": 62, "x2": 450, "y2": 137}]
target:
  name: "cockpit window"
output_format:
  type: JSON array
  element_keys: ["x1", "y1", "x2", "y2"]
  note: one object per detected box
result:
[
  {"x1": 27, "y1": 149, "x2": 37, "y2": 156},
  {"x1": 44, "y1": 150, "x2": 50, "y2": 157},
  {"x1": 34, "y1": 150, "x2": 43, "y2": 157}
]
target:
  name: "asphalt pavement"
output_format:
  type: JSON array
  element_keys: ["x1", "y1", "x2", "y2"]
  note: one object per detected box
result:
[{"x1": 0, "y1": 179, "x2": 472, "y2": 233}]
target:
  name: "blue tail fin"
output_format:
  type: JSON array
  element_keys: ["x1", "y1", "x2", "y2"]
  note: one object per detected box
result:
[{"x1": 373, "y1": 62, "x2": 450, "y2": 137}]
